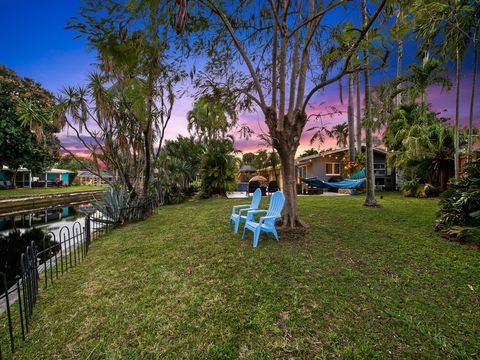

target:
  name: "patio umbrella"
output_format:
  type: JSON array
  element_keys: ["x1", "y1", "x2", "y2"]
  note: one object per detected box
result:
[{"x1": 249, "y1": 175, "x2": 267, "y2": 185}]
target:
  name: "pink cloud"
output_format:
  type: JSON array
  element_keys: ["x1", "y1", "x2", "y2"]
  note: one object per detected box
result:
[{"x1": 58, "y1": 74, "x2": 479, "y2": 157}]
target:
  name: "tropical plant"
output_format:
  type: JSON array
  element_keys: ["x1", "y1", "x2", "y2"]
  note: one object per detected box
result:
[
  {"x1": 326, "y1": 122, "x2": 349, "y2": 148},
  {"x1": 384, "y1": 104, "x2": 462, "y2": 193},
  {"x1": 162, "y1": 135, "x2": 204, "y2": 193},
  {"x1": 93, "y1": 186, "x2": 159, "y2": 223},
  {"x1": 436, "y1": 151, "x2": 480, "y2": 243},
  {"x1": 93, "y1": 187, "x2": 129, "y2": 224},
  {"x1": 64, "y1": 2, "x2": 184, "y2": 196},
  {"x1": 157, "y1": 153, "x2": 191, "y2": 204},
  {"x1": 187, "y1": 92, "x2": 237, "y2": 142},
  {"x1": 199, "y1": 138, "x2": 237, "y2": 197},
  {"x1": 414, "y1": 0, "x2": 472, "y2": 179},
  {"x1": 397, "y1": 57, "x2": 452, "y2": 107},
  {"x1": 402, "y1": 178, "x2": 438, "y2": 198},
  {"x1": 299, "y1": 148, "x2": 319, "y2": 158}
]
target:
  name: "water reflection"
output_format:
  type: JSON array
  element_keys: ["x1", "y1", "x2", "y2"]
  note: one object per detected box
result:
[{"x1": 0, "y1": 203, "x2": 92, "y2": 241}]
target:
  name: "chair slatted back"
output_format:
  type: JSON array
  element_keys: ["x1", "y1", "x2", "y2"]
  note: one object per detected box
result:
[
  {"x1": 251, "y1": 188, "x2": 262, "y2": 209},
  {"x1": 265, "y1": 191, "x2": 285, "y2": 226}
]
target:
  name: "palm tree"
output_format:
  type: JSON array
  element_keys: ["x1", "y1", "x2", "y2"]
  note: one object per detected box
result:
[
  {"x1": 16, "y1": 98, "x2": 52, "y2": 142},
  {"x1": 326, "y1": 122, "x2": 349, "y2": 148},
  {"x1": 414, "y1": 0, "x2": 471, "y2": 178},
  {"x1": 403, "y1": 123, "x2": 456, "y2": 191},
  {"x1": 356, "y1": 73, "x2": 362, "y2": 154},
  {"x1": 468, "y1": 2, "x2": 480, "y2": 160},
  {"x1": 187, "y1": 94, "x2": 236, "y2": 142},
  {"x1": 299, "y1": 148, "x2": 319, "y2": 157},
  {"x1": 347, "y1": 74, "x2": 355, "y2": 160},
  {"x1": 163, "y1": 136, "x2": 204, "y2": 191},
  {"x1": 384, "y1": 104, "x2": 461, "y2": 191},
  {"x1": 400, "y1": 57, "x2": 451, "y2": 107},
  {"x1": 362, "y1": 0, "x2": 377, "y2": 207},
  {"x1": 391, "y1": 0, "x2": 414, "y2": 106},
  {"x1": 371, "y1": 80, "x2": 397, "y2": 127}
]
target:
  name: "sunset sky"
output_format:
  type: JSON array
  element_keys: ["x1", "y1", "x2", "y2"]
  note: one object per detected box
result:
[{"x1": 1, "y1": 0, "x2": 478, "y2": 156}]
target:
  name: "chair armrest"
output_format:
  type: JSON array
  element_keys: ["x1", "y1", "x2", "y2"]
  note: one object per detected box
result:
[
  {"x1": 232, "y1": 204, "x2": 250, "y2": 215},
  {"x1": 259, "y1": 215, "x2": 279, "y2": 224},
  {"x1": 246, "y1": 209, "x2": 267, "y2": 221},
  {"x1": 238, "y1": 207, "x2": 257, "y2": 214},
  {"x1": 233, "y1": 204, "x2": 250, "y2": 210}
]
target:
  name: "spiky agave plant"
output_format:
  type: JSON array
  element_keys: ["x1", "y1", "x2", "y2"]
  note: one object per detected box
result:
[{"x1": 93, "y1": 186, "x2": 129, "y2": 224}]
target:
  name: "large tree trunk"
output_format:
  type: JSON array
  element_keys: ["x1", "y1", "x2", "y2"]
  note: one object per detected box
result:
[
  {"x1": 356, "y1": 72, "x2": 362, "y2": 154},
  {"x1": 270, "y1": 149, "x2": 279, "y2": 184},
  {"x1": 278, "y1": 149, "x2": 299, "y2": 227},
  {"x1": 468, "y1": 29, "x2": 478, "y2": 162},
  {"x1": 270, "y1": 111, "x2": 306, "y2": 228},
  {"x1": 348, "y1": 73, "x2": 355, "y2": 161},
  {"x1": 454, "y1": 47, "x2": 461, "y2": 178},
  {"x1": 362, "y1": 0, "x2": 377, "y2": 207},
  {"x1": 11, "y1": 169, "x2": 17, "y2": 189},
  {"x1": 143, "y1": 127, "x2": 152, "y2": 195}
]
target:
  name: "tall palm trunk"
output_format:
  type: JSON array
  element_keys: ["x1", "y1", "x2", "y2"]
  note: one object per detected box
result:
[
  {"x1": 396, "y1": 8, "x2": 403, "y2": 106},
  {"x1": 348, "y1": 73, "x2": 355, "y2": 161},
  {"x1": 468, "y1": 29, "x2": 478, "y2": 161},
  {"x1": 356, "y1": 72, "x2": 362, "y2": 154},
  {"x1": 362, "y1": 0, "x2": 377, "y2": 206},
  {"x1": 454, "y1": 47, "x2": 461, "y2": 178}
]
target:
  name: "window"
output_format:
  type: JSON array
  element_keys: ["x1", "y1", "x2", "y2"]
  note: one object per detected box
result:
[
  {"x1": 326, "y1": 163, "x2": 340, "y2": 175},
  {"x1": 374, "y1": 163, "x2": 386, "y2": 176},
  {"x1": 296, "y1": 165, "x2": 307, "y2": 184}
]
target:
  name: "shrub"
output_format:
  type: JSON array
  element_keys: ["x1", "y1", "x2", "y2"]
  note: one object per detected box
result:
[
  {"x1": 402, "y1": 178, "x2": 438, "y2": 198},
  {"x1": 436, "y1": 152, "x2": 480, "y2": 243},
  {"x1": 93, "y1": 187, "x2": 160, "y2": 223},
  {"x1": 0, "y1": 228, "x2": 58, "y2": 290},
  {"x1": 200, "y1": 139, "x2": 237, "y2": 196}
]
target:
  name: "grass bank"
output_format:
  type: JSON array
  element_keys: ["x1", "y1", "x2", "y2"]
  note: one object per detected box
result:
[
  {"x1": 0, "y1": 185, "x2": 108, "y2": 197},
  {"x1": 5, "y1": 193, "x2": 480, "y2": 358}
]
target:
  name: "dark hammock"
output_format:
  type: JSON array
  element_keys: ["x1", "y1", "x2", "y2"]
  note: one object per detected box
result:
[{"x1": 301, "y1": 177, "x2": 366, "y2": 189}]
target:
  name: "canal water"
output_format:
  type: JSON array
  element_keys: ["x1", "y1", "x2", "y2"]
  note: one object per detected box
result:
[{"x1": 0, "y1": 202, "x2": 92, "y2": 243}]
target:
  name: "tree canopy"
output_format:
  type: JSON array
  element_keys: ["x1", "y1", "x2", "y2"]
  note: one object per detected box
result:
[{"x1": 0, "y1": 65, "x2": 60, "y2": 175}]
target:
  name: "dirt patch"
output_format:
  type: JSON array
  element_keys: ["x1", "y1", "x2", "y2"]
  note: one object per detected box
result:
[{"x1": 278, "y1": 227, "x2": 311, "y2": 244}]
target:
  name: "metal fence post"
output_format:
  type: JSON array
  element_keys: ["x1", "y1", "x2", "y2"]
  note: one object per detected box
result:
[
  {"x1": 1, "y1": 272, "x2": 15, "y2": 354},
  {"x1": 85, "y1": 215, "x2": 91, "y2": 254}
]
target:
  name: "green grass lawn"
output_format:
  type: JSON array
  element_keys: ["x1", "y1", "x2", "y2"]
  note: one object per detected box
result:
[
  {"x1": 0, "y1": 185, "x2": 108, "y2": 197},
  {"x1": 4, "y1": 193, "x2": 480, "y2": 358}
]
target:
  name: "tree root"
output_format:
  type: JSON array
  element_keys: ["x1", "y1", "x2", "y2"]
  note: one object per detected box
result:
[
  {"x1": 279, "y1": 214, "x2": 310, "y2": 229},
  {"x1": 363, "y1": 201, "x2": 382, "y2": 208}
]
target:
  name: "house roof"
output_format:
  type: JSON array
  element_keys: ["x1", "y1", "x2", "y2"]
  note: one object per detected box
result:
[
  {"x1": 2, "y1": 166, "x2": 31, "y2": 172},
  {"x1": 77, "y1": 170, "x2": 113, "y2": 178},
  {"x1": 297, "y1": 146, "x2": 387, "y2": 162},
  {"x1": 45, "y1": 168, "x2": 74, "y2": 174},
  {"x1": 238, "y1": 165, "x2": 256, "y2": 173}
]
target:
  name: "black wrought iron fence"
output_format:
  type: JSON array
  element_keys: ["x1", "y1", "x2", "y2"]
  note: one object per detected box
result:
[
  {"x1": 0, "y1": 220, "x2": 91, "y2": 359},
  {"x1": 0, "y1": 194, "x2": 160, "y2": 358}
]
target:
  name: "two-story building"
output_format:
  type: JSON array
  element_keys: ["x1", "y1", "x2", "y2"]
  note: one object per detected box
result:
[{"x1": 258, "y1": 147, "x2": 392, "y2": 193}]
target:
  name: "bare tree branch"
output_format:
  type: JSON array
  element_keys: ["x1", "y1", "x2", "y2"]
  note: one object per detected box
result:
[{"x1": 301, "y1": 0, "x2": 388, "y2": 113}]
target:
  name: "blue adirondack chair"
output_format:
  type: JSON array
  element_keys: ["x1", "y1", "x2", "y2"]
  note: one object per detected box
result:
[
  {"x1": 229, "y1": 188, "x2": 262, "y2": 233},
  {"x1": 242, "y1": 191, "x2": 285, "y2": 248}
]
